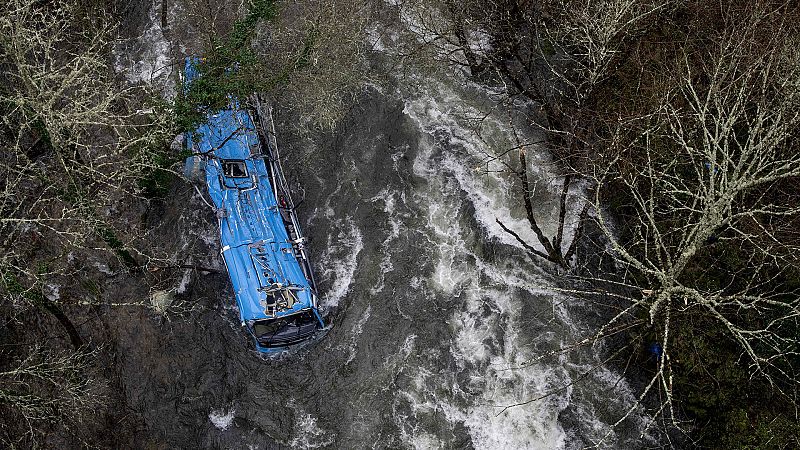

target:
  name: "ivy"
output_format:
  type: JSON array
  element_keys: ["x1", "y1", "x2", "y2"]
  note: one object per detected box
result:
[
  {"x1": 97, "y1": 226, "x2": 138, "y2": 269},
  {"x1": 174, "y1": 0, "x2": 279, "y2": 132}
]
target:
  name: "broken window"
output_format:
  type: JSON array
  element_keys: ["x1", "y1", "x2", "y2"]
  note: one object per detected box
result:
[{"x1": 222, "y1": 160, "x2": 248, "y2": 178}]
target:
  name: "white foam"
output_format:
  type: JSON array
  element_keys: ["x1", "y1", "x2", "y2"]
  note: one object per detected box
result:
[
  {"x1": 288, "y1": 409, "x2": 335, "y2": 448},
  {"x1": 389, "y1": 66, "x2": 654, "y2": 447},
  {"x1": 404, "y1": 430, "x2": 442, "y2": 449},
  {"x1": 468, "y1": 29, "x2": 492, "y2": 56},
  {"x1": 113, "y1": 1, "x2": 177, "y2": 96},
  {"x1": 400, "y1": 137, "x2": 572, "y2": 448},
  {"x1": 319, "y1": 217, "x2": 364, "y2": 308},
  {"x1": 367, "y1": 24, "x2": 400, "y2": 53},
  {"x1": 448, "y1": 277, "x2": 570, "y2": 449},
  {"x1": 93, "y1": 262, "x2": 114, "y2": 275},
  {"x1": 369, "y1": 189, "x2": 403, "y2": 294},
  {"x1": 176, "y1": 269, "x2": 192, "y2": 294},
  {"x1": 345, "y1": 305, "x2": 372, "y2": 365},
  {"x1": 402, "y1": 82, "x2": 583, "y2": 258},
  {"x1": 209, "y1": 407, "x2": 235, "y2": 431},
  {"x1": 44, "y1": 284, "x2": 60, "y2": 302}
]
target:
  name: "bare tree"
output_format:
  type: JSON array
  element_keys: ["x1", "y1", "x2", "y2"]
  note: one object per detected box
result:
[
  {"x1": 390, "y1": 0, "x2": 677, "y2": 269},
  {"x1": 583, "y1": 6, "x2": 800, "y2": 433},
  {"x1": 1, "y1": 0, "x2": 175, "y2": 443},
  {"x1": 0, "y1": 346, "x2": 106, "y2": 445},
  {"x1": 177, "y1": 0, "x2": 377, "y2": 131},
  {"x1": 392, "y1": 0, "x2": 800, "y2": 443},
  {"x1": 0, "y1": 0, "x2": 174, "y2": 281},
  {"x1": 258, "y1": 0, "x2": 377, "y2": 130}
]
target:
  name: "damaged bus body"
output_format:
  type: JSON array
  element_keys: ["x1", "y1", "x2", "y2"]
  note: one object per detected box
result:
[{"x1": 184, "y1": 60, "x2": 324, "y2": 354}]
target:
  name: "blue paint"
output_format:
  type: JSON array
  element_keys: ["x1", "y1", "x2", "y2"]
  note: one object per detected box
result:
[
  {"x1": 183, "y1": 58, "x2": 323, "y2": 354},
  {"x1": 649, "y1": 342, "x2": 663, "y2": 361},
  {"x1": 703, "y1": 161, "x2": 721, "y2": 173}
]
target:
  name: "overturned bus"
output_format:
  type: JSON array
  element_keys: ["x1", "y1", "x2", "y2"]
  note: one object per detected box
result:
[{"x1": 183, "y1": 59, "x2": 324, "y2": 354}]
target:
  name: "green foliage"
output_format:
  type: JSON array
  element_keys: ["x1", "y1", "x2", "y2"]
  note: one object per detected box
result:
[
  {"x1": 295, "y1": 25, "x2": 319, "y2": 72},
  {"x1": 173, "y1": 0, "x2": 325, "y2": 132},
  {"x1": 81, "y1": 278, "x2": 102, "y2": 298},
  {"x1": 1, "y1": 271, "x2": 47, "y2": 305},
  {"x1": 30, "y1": 117, "x2": 52, "y2": 151},
  {"x1": 117, "y1": 97, "x2": 183, "y2": 199},
  {"x1": 35, "y1": 262, "x2": 49, "y2": 275},
  {"x1": 174, "y1": 0, "x2": 279, "y2": 132},
  {"x1": 711, "y1": 408, "x2": 800, "y2": 449},
  {"x1": 97, "y1": 227, "x2": 138, "y2": 269},
  {"x1": 670, "y1": 314, "x2": 800, "y2": 449},
  {"x1": 135, "y1": 142, "x2": 190, "y2": 199},
  {"x1": 1, "y1": 271, "x2": 25, "y2": 295}
]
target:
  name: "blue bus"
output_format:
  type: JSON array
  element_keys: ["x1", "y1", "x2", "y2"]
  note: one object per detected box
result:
[{"x1": 183, "y1": 59, "x2": 324, "y2": 354}]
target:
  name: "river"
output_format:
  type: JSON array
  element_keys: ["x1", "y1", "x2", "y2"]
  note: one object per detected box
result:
[{"x1": 110, "y1": 2, "x2": 658, "y2": 448}]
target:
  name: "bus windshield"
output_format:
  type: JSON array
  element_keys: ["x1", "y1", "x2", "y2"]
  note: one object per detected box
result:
[{"x1": 252, "y1": 310, "x2": 317, "y2": 346}]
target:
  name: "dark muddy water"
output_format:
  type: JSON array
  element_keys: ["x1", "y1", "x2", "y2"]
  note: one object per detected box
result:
[{"x1": 110, "y1": 3, "x2": 658, "y2": 449}]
